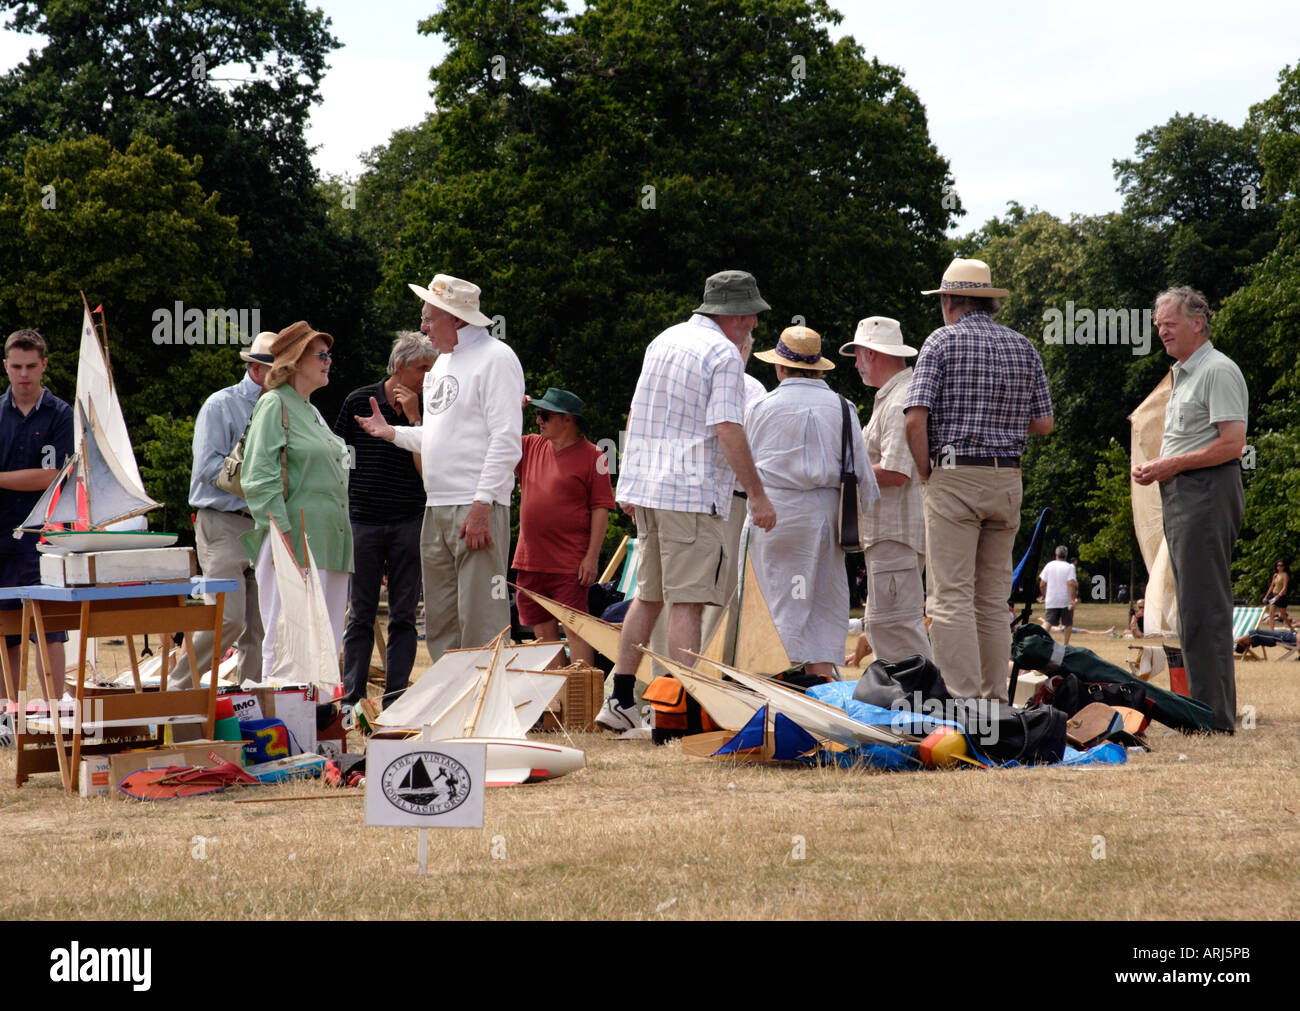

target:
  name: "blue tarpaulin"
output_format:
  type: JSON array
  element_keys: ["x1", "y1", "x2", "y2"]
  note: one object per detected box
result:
[{"x1": 804, "y1": 681, "x2": 1128, "y2": 770}]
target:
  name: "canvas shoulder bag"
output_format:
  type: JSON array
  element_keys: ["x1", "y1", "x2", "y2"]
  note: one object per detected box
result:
[
  {"x1": 215, "y1": 397, "x2": 290, "y2": 501},
  {"x1": 838, "y1": 395, "x2": 864, "y2": 553}
]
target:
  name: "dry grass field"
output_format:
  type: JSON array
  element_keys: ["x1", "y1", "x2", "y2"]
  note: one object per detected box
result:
[{"x1": 2, "y1": 604, "x2": 1297, "y2": 920}]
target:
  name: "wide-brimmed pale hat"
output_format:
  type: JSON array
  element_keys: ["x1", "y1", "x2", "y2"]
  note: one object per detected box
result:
[
  {"x1": 239, "y1": 330, "x2": 278, "y2": 364},
  {"x1": 270, "y1": 320, "x2": 334, "y2": 369},
  {"x1": 921, "y1": 258, "x2": 1009, "y2": 298},
  {"x1": 530, "y1": 387, "x2": 585, "y2": 418},
  {"x1": 754, "y1": 325, "x2": 834, "y2": 371},
  {"x1": 838, "y1": 316, "x2": 917, "y2": 358},
  {"x1": 694, "y1": 270, "x2": 771, "y2": 316},
  {"x1": 408, "y1": 274, "x2": 493, "y2": 327}
]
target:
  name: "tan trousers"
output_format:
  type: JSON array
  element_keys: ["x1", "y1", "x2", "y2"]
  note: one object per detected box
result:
[
  {"x1": 863, "y1": 539, "x2": 932, "y2": 663},
  {"x1": 923, "y1": 466, "x2": 1021, "y2": 700},
  {"x1": 421, "y1": 503, "x2": 511, "y2": 664},
  {"x1": 168, "y1": 508, "x2": 263, "y2": 689}
]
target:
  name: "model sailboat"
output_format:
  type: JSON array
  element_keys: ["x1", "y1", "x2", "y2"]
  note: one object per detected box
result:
[
  {"x1": 13, "y1": 300, "x2": 175, "y2": 553},
  {"x1": 13, "y1": 401, "x2": 176, "y2": 553},
  {"x1": 265, "y1": 516, "x2": 341, "y2": 694},
  {"x1": 418, "y1": 633, "x2": 586, "y2": 786}
]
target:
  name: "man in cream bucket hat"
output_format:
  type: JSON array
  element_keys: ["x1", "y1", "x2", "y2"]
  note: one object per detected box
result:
[
  {"x1": 840, "y1": 316, "x2": 932, "y2": 666},
  {"x1": 358, "y1": 273, "x2": 524, "y2": 663},
  {"x1": 902, "y1": 259, "x2": 1053, "y2": 700}
]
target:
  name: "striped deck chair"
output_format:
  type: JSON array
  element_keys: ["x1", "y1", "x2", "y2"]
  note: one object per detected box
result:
[
  {"x1": 615, "y1": 537, "x2": 641, "y2": 598},
  {"x1": 1231, "y1": 605, "x2": 1268, "y2": 659}
]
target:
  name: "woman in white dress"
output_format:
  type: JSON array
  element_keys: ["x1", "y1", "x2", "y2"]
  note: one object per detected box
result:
[{"x1": 745, "y1": 326, "x2": 877, "y2": 678}]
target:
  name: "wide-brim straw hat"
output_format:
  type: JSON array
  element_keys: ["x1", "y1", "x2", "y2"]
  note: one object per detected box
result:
[
  {"x1": 239, "y1": 330, "x2": 278, "y2": 364},
  {"x1": 838, "y1": 316, "x2": 917, "y2": 358},
  {"x1": 921, "y1": 257, "x2": 1009, "y2": 298},
  {"x1": 753, "y1": 325, "x2": 835, "y2": 371},
  {"x1": 408, "y1": 273, "x2": 494, "y2": 327},
  {"x1": 694, "y1": 270, "x2": 771, "y2": 316},
  {"x1": 270, "y1": 320, "x2": 334, "y2": 370}
]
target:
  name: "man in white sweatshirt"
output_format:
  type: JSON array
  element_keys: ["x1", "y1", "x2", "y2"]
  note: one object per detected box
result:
[{"x1": 357, "y1": 274, "x2": 525, "y2": 662}]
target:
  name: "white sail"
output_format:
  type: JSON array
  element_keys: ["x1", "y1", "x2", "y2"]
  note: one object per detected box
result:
[
  {"x1": 1129, "y1": 372, "x2": 1178, "y2": 636},
  {"x1": 81, "y1": 402, "x2": 158, "y2": 527},
  {"x1": 694, "y1": 654, "x2": 905, "y2": 747},
  {"x1": 266, "y1": 519, "x2": 340, "y2": 690},
  {"x1": 12, "y1": 456, "x2": 75, "y2": 536},
  {"x1": 466, "y1": 635, "x2": 526, "y2": 738},
  {"x1": 76, "y1": 303, "x2": 147, "y2": 531},
  {"x1": 420, "y1": 676, "x2": 486, "y2": 740},
  {"x1": 637, "y1": 650, "x2": 763, "y2": 731}
]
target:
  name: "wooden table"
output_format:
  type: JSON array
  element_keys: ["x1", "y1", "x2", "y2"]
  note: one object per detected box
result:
[{"x1": 0, "y1": 577, "x2": 236, "y2": 793}]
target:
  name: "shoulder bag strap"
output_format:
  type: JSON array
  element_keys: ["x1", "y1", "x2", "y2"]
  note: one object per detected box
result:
[{"x1": 279, "y1": 397, "x2": 290, "y2": 500}]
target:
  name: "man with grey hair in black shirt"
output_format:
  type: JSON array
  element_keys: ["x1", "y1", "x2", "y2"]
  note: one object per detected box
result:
[{"x1": 334, "y1": 332, "x2": 435, "y2": 709}]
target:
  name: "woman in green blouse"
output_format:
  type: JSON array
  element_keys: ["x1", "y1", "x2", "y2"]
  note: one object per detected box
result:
[{"x1": 241, "y1": 321, "x2": 353, "y2": 681}]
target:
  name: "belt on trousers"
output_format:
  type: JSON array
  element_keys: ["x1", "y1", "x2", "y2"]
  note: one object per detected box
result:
[
  {"x1": 214, "y1": 507, "x2": 251, "y2": 519},
  {"x1": 733, "y1": 490, "x2": 747, "y2": 499},
  {"x1": 932, "y1": 455, "x2": 1021, "y2": 469}
]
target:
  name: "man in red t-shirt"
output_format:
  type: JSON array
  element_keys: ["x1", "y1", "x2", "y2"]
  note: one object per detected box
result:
[{"x1": 513, "y1": 388, "x2": 616, "y2": 665}]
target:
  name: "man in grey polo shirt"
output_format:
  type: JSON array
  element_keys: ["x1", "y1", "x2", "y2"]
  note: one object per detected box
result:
[
  {"x1": 1132, "y1": 285, "x2": 1247, "y2": 733},
  {"x1": 170, "y1": 331, "x2": 274, "y2": 688}
]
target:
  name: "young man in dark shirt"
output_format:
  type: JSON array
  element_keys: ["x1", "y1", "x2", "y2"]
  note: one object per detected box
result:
[{"x1": 1, "y1": 329, "x2": 74, "y2": 695}]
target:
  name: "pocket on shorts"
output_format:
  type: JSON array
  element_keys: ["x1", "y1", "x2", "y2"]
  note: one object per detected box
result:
[{"x1": 868, "y1": 559, "x2": 915, "y2": 613}]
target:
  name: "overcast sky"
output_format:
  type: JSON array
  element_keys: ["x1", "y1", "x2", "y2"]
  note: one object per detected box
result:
[{"x1": 3, "y1": 0, "x2": 1296, "y2": 233}]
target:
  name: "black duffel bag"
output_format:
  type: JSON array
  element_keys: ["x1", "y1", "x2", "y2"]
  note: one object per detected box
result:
[{"x1": 947, "y1": 699, "x2": 1068, "y2": 765}]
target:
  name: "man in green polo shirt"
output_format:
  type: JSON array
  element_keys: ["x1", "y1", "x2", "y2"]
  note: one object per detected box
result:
[{"x1": 1132, "y1": 285, "x2": 1247, "y2": 733}]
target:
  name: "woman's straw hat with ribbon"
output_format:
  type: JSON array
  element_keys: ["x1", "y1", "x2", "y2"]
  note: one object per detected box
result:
[{"x1": 754, "y1": 325, "x2": 835, "y2": 371}]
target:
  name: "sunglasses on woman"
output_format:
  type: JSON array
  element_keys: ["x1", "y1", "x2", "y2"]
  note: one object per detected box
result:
[
  {"x1": 535, "y1": 410, "x2": 552, "y2": 422},
  {"x1": 311, "y1": 350, "x2": 333, "y2": 363}
]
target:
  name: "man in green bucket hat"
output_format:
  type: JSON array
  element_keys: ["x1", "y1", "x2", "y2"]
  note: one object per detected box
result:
[
  {"x1": 513, "y1": 387, "x2": 616, "y2": 666},
  {"x1": 604, "y1": 270, "x2": 779, "y2": 737}
]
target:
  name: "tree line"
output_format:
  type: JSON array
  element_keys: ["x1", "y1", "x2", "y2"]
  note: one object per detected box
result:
[{"x1": 1, "y1": 0, "x2": 1296, "y2": 600}]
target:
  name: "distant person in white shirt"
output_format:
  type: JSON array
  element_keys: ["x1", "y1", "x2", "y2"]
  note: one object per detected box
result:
[
  {"x1": 357, "y1": 274, "x2": 524, "y2": 663},
  {"x1": 1038, "y1": 545, "x2": 1079, "y2": 644}
]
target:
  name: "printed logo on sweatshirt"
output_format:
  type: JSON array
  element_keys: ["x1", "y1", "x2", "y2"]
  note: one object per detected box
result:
[{"x1": 427, "y1": 375, "x2": 459, "y2": 415}]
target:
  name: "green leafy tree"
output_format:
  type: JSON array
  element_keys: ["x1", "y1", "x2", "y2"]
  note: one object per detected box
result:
[
  {"x1": 0, "y1": 0, "x2": 377, "y2": 360},
  {"x1": 1214, "y1": 64, "x2": 1300, "y2": 595},
  {"x1": 1078, "y1": 438, "x2": 1142, "y2": 600},
  {"x1": 0, "y1": 134, "x2": 248, "y2": 430},
  {"x1": 139, "y1": 414, "x2": 198, "y2": 539},
  {"x1": 377, "y1": 0, "x2": 959, "y2": 467},
  {"x1": 1114, "y1": 113, "x2": 1278, "y2": 306}
]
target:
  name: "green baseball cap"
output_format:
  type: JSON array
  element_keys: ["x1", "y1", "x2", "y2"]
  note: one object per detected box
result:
[
  {"x1": 531, "y1": 387, "x2": 585, "y2": 418},
  {"x1": 694, "y1": 270, "x2": 771, "y2": 316}
]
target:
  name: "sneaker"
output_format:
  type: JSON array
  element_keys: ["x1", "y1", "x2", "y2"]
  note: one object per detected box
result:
[{"x1": 595, "y1": 697, "x2": 646, "y2": 732}]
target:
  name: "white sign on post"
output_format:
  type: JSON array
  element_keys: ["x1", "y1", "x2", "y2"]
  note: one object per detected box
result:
[{"x1": 365, "y1": 739, "x2": 486, "y2": 830}]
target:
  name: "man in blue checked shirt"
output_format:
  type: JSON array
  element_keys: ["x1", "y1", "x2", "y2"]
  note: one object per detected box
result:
[
  {"x1": 603, "y1": 270, "x2": 778, "y2": 734},
  {"x1": 904, "y1": 259, "x2": 1053, "y2": 701}
]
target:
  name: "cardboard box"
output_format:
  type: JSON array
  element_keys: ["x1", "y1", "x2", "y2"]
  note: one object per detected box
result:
[
  {"x1": 108, "y1": 740, "x2": 244, "y2": 798},
  {"x1": 245, "y1": 754, "x2": 326, "y2": 783},
  {"x1": 224, "y1": 685, "x2": 317, "y2": 756},
  {"x1": 79, "y1": 756, "x2": 112, "y2": 797},
  {"x1": 40, "y1": 547, "x2": 196, "y2": 587}
]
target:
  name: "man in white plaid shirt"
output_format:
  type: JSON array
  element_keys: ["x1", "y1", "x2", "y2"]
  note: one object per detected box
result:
[{"x1": 600, "y1": 271, "x2": 777, "y2": 733}]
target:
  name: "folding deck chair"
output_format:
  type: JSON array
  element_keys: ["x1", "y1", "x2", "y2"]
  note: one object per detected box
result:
[{"x1": 1231, "y1": 605, "x2": 1269, "y2": 659}]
